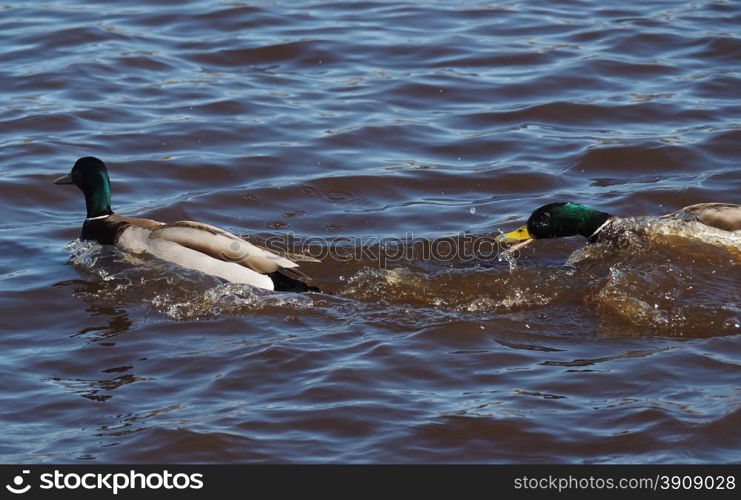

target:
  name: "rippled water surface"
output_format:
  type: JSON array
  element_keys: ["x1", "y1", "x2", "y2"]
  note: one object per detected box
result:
[{"x1": 1, "y1": 0, "x2": 740, "y2": 463}]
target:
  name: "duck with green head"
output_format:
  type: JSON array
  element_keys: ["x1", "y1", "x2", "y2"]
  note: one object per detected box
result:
[
  {"x1": 498, "y1": 201, "x2": 741, "y2": 252},
  {"x1": 55, "y1": 157, "x2": 320, "y2": 292}
]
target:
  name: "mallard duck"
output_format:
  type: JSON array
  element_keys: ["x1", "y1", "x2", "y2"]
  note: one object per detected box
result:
[
  {"x1": 55, "y1": 157, "x2": 319, "y2": 292},
  {"x1": 497, "y1": 201, "x2": 741, "y2": 252}
]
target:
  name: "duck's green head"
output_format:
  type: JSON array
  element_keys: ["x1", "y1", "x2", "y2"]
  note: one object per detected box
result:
[
  {"x1": 54, "y1": 157, "x2": 113, "y2": 218},
  {"x1": 498, "y1": 202, "x2": 612, "y2": 249}
]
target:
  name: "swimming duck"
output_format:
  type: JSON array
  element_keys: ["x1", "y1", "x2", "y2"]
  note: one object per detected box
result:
[
  {"x1": 55, "y1": 157, "x2": 319, "y2": 292},
  {"x1": 497, "y1": 201, "x2": 741, "y2": 252}
]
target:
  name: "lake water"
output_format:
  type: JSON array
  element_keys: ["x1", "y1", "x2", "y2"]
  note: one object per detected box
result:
[{"x1": 1, "y1": 0, "x2": 739, "y2": 463}]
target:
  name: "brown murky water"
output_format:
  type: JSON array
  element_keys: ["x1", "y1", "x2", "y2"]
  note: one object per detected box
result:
[{"x1": 1, "y1": 1, "x2": 739, "y2": 463}]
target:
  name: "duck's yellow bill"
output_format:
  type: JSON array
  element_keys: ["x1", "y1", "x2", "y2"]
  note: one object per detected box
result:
[
  {"x1": 497, "y1": 225, "x2": 532, "y2": 243},
  {"x1": 54, "y1": 174, "x2": 74, "y2": 185},
  {"x1": 496, "y1": 225, "x2": 535, "y2": 253}
]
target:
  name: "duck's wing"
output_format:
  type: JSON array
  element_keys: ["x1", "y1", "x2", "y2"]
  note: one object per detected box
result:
[
  {"x1": 149, "y1": 220, "x2": 300, "y2": 273},
  {"x1": 661, "y1": 203, "x2": 741, "y2": 232},
  {"x1": 238, "y1": 236, "x2": 321, "y2": 264}
]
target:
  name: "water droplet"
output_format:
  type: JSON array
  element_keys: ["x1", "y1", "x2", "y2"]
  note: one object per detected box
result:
[{"x1": 724, "y1": 318, "x2": 740, "y2": 329}]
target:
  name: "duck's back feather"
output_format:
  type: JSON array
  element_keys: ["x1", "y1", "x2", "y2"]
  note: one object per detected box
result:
[
  {"x1": 661, "y1": 203, "x2": 741, "y2": 232},
  {"x1": 145, "y1": 236, "x2": 275, "y2": 289},
  {"x1": 150, "y1": 220, "x2": 299, "y2": 273}
]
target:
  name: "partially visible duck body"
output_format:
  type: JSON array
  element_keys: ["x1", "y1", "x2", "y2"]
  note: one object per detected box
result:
[
  {"x1": 56, "y1": 157, "x2": 319, "y2": 292},
  {"x1": 659, "y1": 203, "x2": 741, "y2": 233},
  {"x1": 497, "y1": 201, "x2": 741, "y2": 253}
]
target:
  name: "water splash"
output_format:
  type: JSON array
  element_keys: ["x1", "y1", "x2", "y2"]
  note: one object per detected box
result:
[
  {"x1": 497, "y1": 248, "x2": 520, "y2": 272},
  {"x1": 64, "y1": 239, "x2": 314, "y2": 320},
  {"x1": 63, "y1": 215, "x2": 740, "y2": 335}
]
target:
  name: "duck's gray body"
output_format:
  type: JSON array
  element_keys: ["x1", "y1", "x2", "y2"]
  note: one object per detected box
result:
[
  {"x1": 83, "y1": 214, "x2": 307, "y2": 290},
  {"x1": 660, "y1": 203, "x2": 741, "y2": 233}
]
